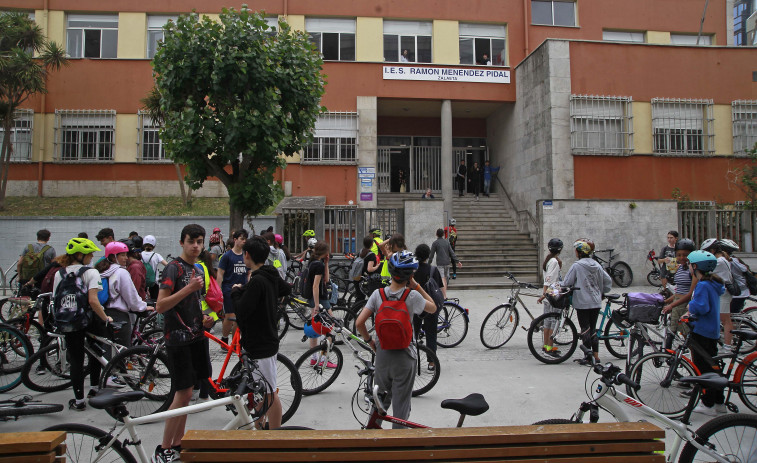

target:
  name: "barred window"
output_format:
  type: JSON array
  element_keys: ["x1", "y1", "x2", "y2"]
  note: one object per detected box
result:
[
  {"x1": 0, "y1": 109, "x2": 33, "y2": 161},
  {"x1": 302, "y1": 112, "x2": 358, "y2": 164},
  {"x1": 652, "y1": 98, "x2": 714, "y2": 156},
  {"x1": 54, "y1": 110, "x2": 115, "y2": 162},
  {"x1": 733, "y1": 100, "x2": 757, "y2": 154},
  {"x1": 137, "y1": 110, "x2": 169, "y2": 162},
  {"x1": 570, "y1": 95, "x2": 633, "y2": 155}
]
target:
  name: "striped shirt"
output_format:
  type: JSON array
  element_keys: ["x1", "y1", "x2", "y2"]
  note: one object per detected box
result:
[{"x1": 673, "y1": 264, "x2": 692, "y2": 295}]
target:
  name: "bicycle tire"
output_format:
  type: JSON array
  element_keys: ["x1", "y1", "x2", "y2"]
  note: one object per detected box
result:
[
  {"x1": 285, "y1": 300, "x2": 309, "y2": 330},
  {"x1": 135, "y1": 328, "x2": 164, "y2": 346},
  {"x1": 628, "y1": 351, "x2": 699, "y2": 418},
  {"x1": 100, "y1": 345, "x2": 174, "y2": 420},
  {"x1": 349, "y1": 299, "x2": 373, "y2": 334},
  {"x1": 731, "y1": 317, "x2": 757, "y2": 355},
  {"x1": 735, "y1": 354, "x2": 757, "y2": 413},
  {"x1": 412, "y1": 344, "x2": 440, "y2": 396},
  {"x1": 526, "y1": 313, "x2": 578, "y2": 364},
  {"x1": 610, "y1": 261, "x2": 633, "y2": 287},
  {"x1": 0, "y1": 298, "x2": 26, "y2": 323},
  {"x1": 437, "y1": 302, "x2": 468, "y2": 348},
  {"x1": 742, "y1": 305, "x2": 757, "y2": 326},
  {"x1": 480, "y1": 304, "x2": 519, "y2": 349},
  {"x1": 7, "y1": 316, "x2": 45, "y2": 353},
  {"x1": 329, "y1": 305, "x2": 356, "y2": 330},
  {"x1": 646, "y1": 270, "x2": 662, "y2": 287},
  {"x1": 678, "y1": 413, "x2": 757, "y2": 463},
  {"x1": 21, "y1": 341, "x2": 76, "y2": 392},
  {"x1": 0, "y1": 324, "x2": 32, "y2": 393},
  {"x1": 276, "y1": 307, "x2": 288, "y2": 340},
  {"x1": 532, "y1": 419, "x2": 578, "y2": 425},
  {"x1": 294, "y1": 345, "x2": 344, "y2": 395},
  {"x1": 44, "y1": 423, "x2": 136, "y2": 463},
  {"x1": 0, "y1": 402, "x2": 63, "y2": 418},
  {"x1": 602, "y1": 319, "x2": 630, "y2": 360}
]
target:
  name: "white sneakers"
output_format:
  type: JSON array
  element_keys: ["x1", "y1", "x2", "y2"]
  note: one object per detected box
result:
[{"x1": 692, "y1": 402, "x2": 727, "y2": 416}]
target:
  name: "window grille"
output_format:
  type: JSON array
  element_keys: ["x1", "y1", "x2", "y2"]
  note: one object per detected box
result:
[
  {"x1": 531, "y1": 0, "x2": 576, "y2": 27},
  {"x1": 137, "y1": 110, "x2": 169, "y2": 162},
  {"x1": 66, "y1": 14, "x2": 118, "y2": 58},
  {"x1": 54, "y1": 110, "x2": 115, "y2": 162},
  {"x1": 652, "y1": 98, "x2": 714, "y2": 156},
  {"x1": 458, "y1": 23, "x2": 507, "y2": 66},
  {"x1": 733, "y1": 100, "x2": 757, "y2": 154},
  {"x1": 0, "y1": 109, "x2": 33, "y2": 161},
  {"x1": 302, "y1": 112, "x2": 358, "y2": 164},
  {"x1": 570, "y1": 95, "x2": 633, "y2": 155}
]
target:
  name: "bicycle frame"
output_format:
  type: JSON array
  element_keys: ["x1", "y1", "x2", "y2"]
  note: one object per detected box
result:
[
  {"x1": 204, "y1": 328, "x2": 243, "y2": 395},
  {"x1": 44, "y1": 330, "x2": 128, "y2": 376},
  {"x1": 364, "y1": 385, "x2": 428, "y2": 429},
  {"x1": 507, "y1": 284, "x2": 540, "y2": 329}
]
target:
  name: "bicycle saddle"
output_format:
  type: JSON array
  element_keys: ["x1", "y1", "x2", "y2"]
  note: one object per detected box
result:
[
  {"x1": 441, "y1": 393, "x2": 489, "y2": 416},
  {"x1": 88, "y1": 389, "x2": 145, "y2": 410},
  {"x1": 677, "y1": 372, "x2": 728, "y2": 390},
  {"x1": 732, "y1": 329, "x2": 757, "y2": 341},
  {"x1": 604, "y1": 294, "x2": 621, "y2": 301}
]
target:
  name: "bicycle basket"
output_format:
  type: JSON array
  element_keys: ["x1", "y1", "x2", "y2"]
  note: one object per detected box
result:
[
  {"x1": 610, "y1": 307, "x2": 632, "y2": 329},
  {"x1": 545, "y1": 292, "x2": 571, "y2": 309},
  {"x1": 625, "y1": 292, "x2": 664, "y2": 324}
]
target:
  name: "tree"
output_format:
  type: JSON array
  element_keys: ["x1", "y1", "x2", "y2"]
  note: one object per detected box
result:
[
  {"x1": 0, "y1": 12, "x2": 67, "y2": 210},
  {"x1": 149, "y1": 6, "x2": 325, "y2": 232}
]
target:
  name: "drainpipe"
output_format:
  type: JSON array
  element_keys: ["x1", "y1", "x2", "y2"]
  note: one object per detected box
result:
[
  {"x1": 523, "y1": 0, "x2": 530, "y2": 56},
  {"x1": 37, "y1": 0, "x2": 50, "y2": 197}
]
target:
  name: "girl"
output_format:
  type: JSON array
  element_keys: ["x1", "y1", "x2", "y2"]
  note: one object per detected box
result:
[
  {"x1": 355, "y1": 235, "x2": 381, "y2": 302},
  {"x1": 701, "y1": 238, "x2": 735, "y2": 351},
  {"x1": 721, "y1": 239, "x2": 751, "y2": 318},
  {"x1": 537, "y1": 238, "x2": 563, "y2": 357},
  {"x1": 685, "y1": 250, "x2": 727, "y2": 416},
  {"x1": 561, "y1": 238, "x2": 612, "y2": 365},
  {"x1": 662, "y1": 238, "x2": 698, "y2": 348},
  {"x1": 307, "y1": 241, "x2": 336, "y2": 367}
]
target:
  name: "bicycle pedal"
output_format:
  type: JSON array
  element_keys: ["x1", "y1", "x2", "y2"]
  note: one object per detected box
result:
[{"x1": 726, "y1": 402, "x2": 739, "y2": 413}]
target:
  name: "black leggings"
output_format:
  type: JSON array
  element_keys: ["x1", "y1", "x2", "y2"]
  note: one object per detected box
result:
[
  {"x1": 576, "y1": 308, "x2": 600, "y2": 354},
  {"x1": 413, "y1": 311, "x2": 437, "y2": 353},
  {"x1": 65, "y1": 327, "x2": 104, "y2": 400},
  {"x1": 690, "y1": 333, "x2": 724, "y2": 407}
]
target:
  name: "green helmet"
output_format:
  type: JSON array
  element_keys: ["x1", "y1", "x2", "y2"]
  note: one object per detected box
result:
[
  {"x1": 66, "y1": 238, "x2": 101, "y2": 255},
  {"x1": 302, "y1": 230, "x2": 315, "y2": 238},
  {"x1": 369, "y1": 227, "x2": 382, "y2": 237}
]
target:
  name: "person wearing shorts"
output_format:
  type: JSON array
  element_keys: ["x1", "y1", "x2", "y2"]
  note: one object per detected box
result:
[
  {"x1": 429, "y1": 228, "x2": 461, "y2": 288},
  {"x1": 537, "y1": 238, "x2": 563, "y2": 357},
  {"x1": 217, "y1": 229, "x2": 249, "y2": 344},
  {"x1": 153, "y1": 224, "x2": 214, "y2": 463},
  {"x1": 232, "y1": 236, "x2": 291, "y2": 429}
]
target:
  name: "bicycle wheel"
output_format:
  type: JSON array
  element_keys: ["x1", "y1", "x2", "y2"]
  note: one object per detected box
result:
[
  {"x1": 349, "y1": 300, "x2": 373, "y2": 334},
  {"x1": 611, "y1": 261, "x2": 633, "y2": 287},
  {"x1": 678, "y1": 413, "x2": 757, "y2": 463},
  {"x1": 0, "y1": 298, "x2": 27, "y2": 323},
  {"x1": 527, "y1": 313, "x2": 578, "y2": 364},
  {"x1": 742, "y1": 305, "x2": 757, "y2": 326},
  {"x1": 7, "y1": 316, "x2": 45, "y2": 353},
  {"x1": 0, "y1": 402, "x2": 63, "y2": 418},
  {"x1": 628, "y1": 351, "x2": 698, "y2": 418},
  {"x1": 21, "y1": 341, "x2": 75, "y2": 392},
  {"x1": 736, "y1": 354, "x2": 757, "y2": 413},
  {"x1": 294, "y1": 345, "x2": 343, "y2": 395},
  {"x1": 276, "y1": 308, "x2": 288, "y2": 340},
  {"x1": 135, "y1": 328, "x2": 164, "y2": 346},
  {"x1": 603, "y1": 319, "x2": 630, "y2": 360},
  {"x1": 436, "y1": 302, "x2": 468, "y2": 348},
  {"x1": 275, "y1": 353, "x2": 303, "y2": 424},
  {"x1": 480, "y1": 304, "x2": 519, "y2": 349},
  {"x1": 285, "y1": 300, "x2": 309, "y2": 330},
  {"x1": 646, "y1": 270, "x2": 662, "y2": 287},
  {"x1": 0, "y1": 324, "x2": 32, "y2": 393},
  {"x1": 532, "y1": 419, "x2": 578, "y2": 425},
  {"x1": 412, "y1": 345, "x2": 440, "y2": 396},
  {"x1": 732, "y1": 317, "x2": 757, "y2": 354},
  {"x1": 100, "y1": 345, "x2": 174, "y2": 419},
  {"x1": 44, "y1": 423, "x2": 136, "y2": 463},
  {"x1": 329, "y1": 305, "x2": 356, "y2": 329}
]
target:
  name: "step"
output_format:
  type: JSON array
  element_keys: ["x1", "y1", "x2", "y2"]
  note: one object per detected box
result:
[{"x1": 447, "y1": 276, "x2": 539, "y2": 291}]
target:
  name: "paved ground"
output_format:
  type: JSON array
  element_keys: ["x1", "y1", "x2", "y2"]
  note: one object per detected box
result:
[{"x1": 3, "y1": 283, "x2": 751, "y2": 456}]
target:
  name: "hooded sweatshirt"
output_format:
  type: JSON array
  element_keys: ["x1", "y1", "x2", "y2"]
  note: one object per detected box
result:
[
  {"x1": 561, "y1": 257, "x2": 612, "y2": 309},
  {"x1": 267, "y1": 246, "x2": 287, "y2": 280},
  {"x1": 688, "y1": 279, "x2": 725, "y2": 339},
  {"x1": 100, "y1": 264, "x2": 148, "y2": 313},
  {"x1": 232, "y1": 264, "x2": 291, "y2": 359}
]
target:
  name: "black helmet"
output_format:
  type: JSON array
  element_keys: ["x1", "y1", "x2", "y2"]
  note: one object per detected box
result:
[
  {"x1": 548, "y1": 238, "x2": 563, "y2": 253},
  {"x1": 675, "y1": 238, "x2": 696, "y2": 252},
  {"x1": 130, "y1": 235, "x2": 143, "y2": 252}
]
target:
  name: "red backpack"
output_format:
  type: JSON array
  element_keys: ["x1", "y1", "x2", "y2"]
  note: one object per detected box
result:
[{"x1": 375, "y1": 287, "x2": 413, "y2": 350}]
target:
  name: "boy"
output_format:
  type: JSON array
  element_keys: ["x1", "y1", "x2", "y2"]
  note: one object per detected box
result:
[
  {"x1": 231, "y1": 236, "x2": 291, "y2": 428},
  {"x1": 216, "y1": 229, "x2": 249, "y2": 344},
  {"x1": 153, "y1": 224, "x2": 213, "y2": 463}
]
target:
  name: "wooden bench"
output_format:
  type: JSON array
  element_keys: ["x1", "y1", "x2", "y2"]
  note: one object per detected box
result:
[
  {"x1": 0, "y1": 431, "x2": 66, "y2": 463},
  {"x1": 182, "y1": 422, "x2": 664, "y2": 462}
]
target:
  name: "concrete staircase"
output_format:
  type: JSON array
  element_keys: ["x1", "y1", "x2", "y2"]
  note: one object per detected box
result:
[{"x1": 450, "y1": 195, "x2": 539, "y2": 290}]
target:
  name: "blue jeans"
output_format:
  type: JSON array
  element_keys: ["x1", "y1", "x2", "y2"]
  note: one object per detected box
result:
[{"x1": 483, "y1": 178, "x2": 491, "y2": 195}]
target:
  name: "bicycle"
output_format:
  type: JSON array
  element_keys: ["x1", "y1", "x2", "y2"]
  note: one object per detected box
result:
[
  {"x1": 278, "y1": 294, "x2": 355, "y2": 333},
  {"x1": 436, "y1": 298, "x2": 469, "y2": 348},
  {"x1": 0, "y1": 394, "x2": 63, "y2": 420},
  {"x1": 534, "y1": 345, "x2": 757, "y2": 463},
  {"x1": 525, "y1": 287, "x2": 580, "y2": 364},
  {"x1": 0, "y1": 322, "x2": 33, "y2": 393},
  {"x1": 479, "y1": 272, "x2": 542, "y2": 349},
  {"x1": 646, "y1": 249, "x2": 664, "y2": 287},
  {"x1": 591, "y1": 248, "x2": 633, "y2": 287}
]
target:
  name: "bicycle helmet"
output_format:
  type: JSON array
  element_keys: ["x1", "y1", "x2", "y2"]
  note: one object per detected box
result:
[
  {"x1": 310, "y1": 314, "x2": 332, "y2": 336},
  {"x1": 548, "y1": 238, "x2": 563, "y2": 253},
  {"x1": 213, "y1": 227, "x2": 221, "y2": 233},
  {"x1": 387, "y1": 250, "x2": 418, "y2": 281},
  {"x1": 573, "y1": 239, "x2": 593, "y2": 257},
  {"x1": 275, "y1": 234, "x2": 283, "y2": 245},
  {"x1": 130, "y1": 235, "x2": 143, "y2": 251},
  {"x1": 718, "y1": 239, "x2": 739, "y2": 253},
  {"x1": 303, "y1": 322, "x2": 320, "y2": 338},
  {"x1": 66, "y1": 238, "x2": 100, "y2": 255},
  {"x1": 307, "y1": 238, "x2": 317, "y2": 248},
  {"x1": 105, "y1": 241, "x2": 129, "y2": 258},
  {"x1": 143, "y1": 235, "x2": 157, "y2": 247},
  {"x1": 700, "y1": 238, "x2": 718, "y2": 251},
  {"x1": 449, "y1": 218, "x2": 456, "y2": 226},
  {"x1": 369, "y1": 227, "x2": 382, "y2": 237},
  {"x1": 687, "y1": 250, "x2": 717, "y2": 273},
  {"x1": 302, "y1": 230, "x2": 315, "y2": 238},
  {"x1": 674, "y1": 238, "x2": 695, "y2": 252}
]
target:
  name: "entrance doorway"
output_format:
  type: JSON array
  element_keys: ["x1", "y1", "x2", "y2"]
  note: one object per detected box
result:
[
  {"x1": 377, "y1": 136, "x2": 442, "y2": 193},
  {"x1": 390, "y1": 148, "x2": 410, "y2": 192},
  {"x1": 453, "y1": 144, "x2": 488, "y2": 194}
]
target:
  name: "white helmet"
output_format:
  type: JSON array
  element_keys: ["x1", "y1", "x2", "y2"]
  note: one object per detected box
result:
[
  {"x1": 700, "y1": 238, "x2": 718, "y2": 251},
  {"x1": 449, "y1": 218, "x2": 456, "y2": 226},
  {"x1": 143, "y1": 235, "x2": 157, "y2": 246},
  {"x1": 307, "y1": 238, "x2": 317, "y2": 248},
  {"x1": 718, "y1": 239, "x2": 739, "y2": 253}
]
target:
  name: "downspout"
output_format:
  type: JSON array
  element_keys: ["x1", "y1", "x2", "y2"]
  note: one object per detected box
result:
[
  {"x1": 283, "y1": 0, "x2": 288, "y2": 19},
  {"x1": 522, "y1": 0, "x2": 530, "y2": 56},
  {"x1": 37, "y1": 0, "x2": 50, "y2": 197}
]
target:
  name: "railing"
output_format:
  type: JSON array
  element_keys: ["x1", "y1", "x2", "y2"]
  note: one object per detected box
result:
[
  {"x1": 494, "y1": 175, "x2": 539, "y2": 241},
  {"x1": 678, "y1": 207, "x2": 757, "y2": 252}
]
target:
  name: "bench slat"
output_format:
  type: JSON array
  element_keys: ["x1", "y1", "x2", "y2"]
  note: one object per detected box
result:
[
  {"x1": 0, "y1": 452, "x2": 56, "y2": 463},
  {"x1": 182, "y1": 453, "x2": 664, "y2": 463},
  {"x1": 0, "y1": 432, "x2": 66, "y2": 454}
]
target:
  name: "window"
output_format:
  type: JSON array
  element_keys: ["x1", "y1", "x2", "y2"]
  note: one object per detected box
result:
[
  {"x1": 733, "y1": 100, "x2": 757, "y2": 154},
  {"x1": 602, "y1": 30, "x2": 644, "y2": 42},
  {"x1": 670, "y1": 34, "x2": 712, "y2": 45},
  {"x1": 302, "y1": 112, "x2": 358, "y2": 164},
  {"x1": 570, "y1": 95, "x2": 633, "y2": 155},
  {"x1": 532, "y1": 1, "x2": 576, "y2": 26},
  {"x1": 0, "y1": 109, "x2": 33, "y2": 161},
  {"x1": 66, "y1": 14, "x2": 118, "y2": 58},
  {"x1": 54, "y1": 110, "x2": 115, "y2": 161},
  {"x1": 652, "y1": 98, "x2": 714, "y2": 155},
  {"x1": 383, "y1": 20, "x2": 432, "y2": 63},
  {"x1": 137, "y1": 110, "x2": 169, "y2": 162},
  {"x1": 306, "y1": 18, "x2": 355, "y2": 61},
  {"x1": 459, "y1": 23, "x2": 506, "y2": 66},
  {"x1": 147, "y1": 15, "x2": 178, "y2": 59}
]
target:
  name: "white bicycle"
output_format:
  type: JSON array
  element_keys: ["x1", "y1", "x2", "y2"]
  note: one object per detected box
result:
[{"x1": 534, "y1": 346, "x2": 757, "y2": 462}]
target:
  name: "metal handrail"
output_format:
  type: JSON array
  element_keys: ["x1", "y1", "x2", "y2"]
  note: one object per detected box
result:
[{"x1": 493, "y1": 174, "x2": 538, "y2": 232}]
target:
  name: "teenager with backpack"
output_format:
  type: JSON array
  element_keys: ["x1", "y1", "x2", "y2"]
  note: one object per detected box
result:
[
  {"x1": 141, "y1": 235, "x2": 169, "y2": 301},
  {"x1": 262, "y1": 232, "x2": 287, "y2": 280},
  {"x1": 413, "y1": 243, "x2": 445, "y2": 369},
  {"x1": 444, "y1": 219, "x2": 458, "y2": 279},
  {"x1": 18, "y1": 229, "x2": 56, "y2": 290},
  {"x1": 721, "y1": 238, "x2": 753, "y2": 318},
  {"x1": 208, "y1": 228, "x2": 224, "y2": 269},
  {"x1": 355, "y1": 251, "x2": 436, "y2": 427},
  {"x1": 52, "y1": 238, "x2": 112, "y2": 411},
  {"x1": 304, "y1": 241, "x2": 337, "y2": 366},
  {"x1": 124, "y1": 237, "x2": 147, "y2": 301}
]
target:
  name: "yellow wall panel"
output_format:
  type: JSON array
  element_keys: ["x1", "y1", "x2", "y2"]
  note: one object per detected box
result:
[
  {"x1": 285, "y1": 14, "x2": 305, "y2": 32},
  {"x1": 713, "y1": 104, "x2": 733, "y2": 155},
  {"x1": 115, "y1": 114, "x2": 139, "y2": 163},
  {"x1": 42, "y1": 114, "x2": 56, "y2": 163},
  {"x1": 117, "y1": 13, "x2": 147, "y2": 59},
  {"x1": 45, "y1": 10, "x2": 66, "y2": 47},
  {"x1": 645, "y1": 31, "x2": 671, "y2": 44},
  {"x1": 356, "y1": 17, "x2": 383, "y2": 62},
  {"x1": 632, "y1": 102, "x2": 653, "y2": 154},
  {"x1": 202, "y1": 13, "x2": 221, "y2": 23},
  {"x1": 433, "y1": 20, "x2": 459, "y2": 64}
]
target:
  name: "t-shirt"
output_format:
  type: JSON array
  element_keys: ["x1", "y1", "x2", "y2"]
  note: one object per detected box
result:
[
  {"x1": 365, "y1": 286, "x2": 427, "y2": 359},
  {"x1": 414, "y1": 262, "x2": 443, "y2": 289},
  {"x1": 159, "y1": 257, "x2": 205, "y2": 346},
  {"x1": 209, "y1": 244, "x2": 224, "y2": 269},
  {"x1": 52, "y1": 264, "x2": 102, "y2": 296},
  {"x1": 219, "y1": 250, "x2": 248, "y2": 292},
  {"x1": 673, "y1": 264, "x2": 692, "y2": 295},
  {"x1": 659, "y1": 245, "x2": 677, "y2": 278},
  {"x1": 543, "y1": 257, "x2": 561, "y2": 288},
  {"x1": 141, "y1": 251, "x2": 165, "y2": 285},
  {"x1": 362, "y1": 252, "x2": 380, "y2": 275},
  {"x1": 307, "y1": 259, "x2": 327, "y2": 299}
]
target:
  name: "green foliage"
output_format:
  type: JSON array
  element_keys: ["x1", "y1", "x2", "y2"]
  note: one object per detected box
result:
[
  {"x1": 672, "y1": 187, "x2": 692, "y2": 208},
  {"x1": 736, "y1": 143, "x2": 757, "y2": 209},
  {"x1": 149, "y1": 6, "x2": 325, "y2": 227}
]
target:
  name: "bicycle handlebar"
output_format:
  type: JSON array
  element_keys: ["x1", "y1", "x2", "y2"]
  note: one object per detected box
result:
[
  {"x1": 579, "y1": 346, "x2": 640, "y2": 390},
  {"x1": 616, "y1": 373, "x2": 641, "y2": 391}
]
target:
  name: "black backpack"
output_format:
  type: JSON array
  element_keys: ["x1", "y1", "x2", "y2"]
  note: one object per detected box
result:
[
  {"x1": 52, "y1": 268, "x2": 93, "y2": 333},
  {"x1": 423, "y1": 267, "x2": 445, "y2": 312},
  {"x1": 299, "y1": 263, "x2": 312, "y2": 299}
]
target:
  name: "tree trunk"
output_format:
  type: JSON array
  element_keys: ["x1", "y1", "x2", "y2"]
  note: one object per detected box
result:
[
  {"x1": 230, "y1": 201, "x2": 244, "y2": 234},
  {"x1": 175, "y1": 163, "x2": 188, "y2": 206},
  {"x1": 0, "y1": 118, "x2": 15, "y2": 211}
]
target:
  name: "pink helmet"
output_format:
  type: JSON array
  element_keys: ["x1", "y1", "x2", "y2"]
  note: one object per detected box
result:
[
  {"x1": 105, "y1": 241, "x2": 129, "y2": 258},
  {"x1": 275, "y1": 234, "x2": 283, "y2": 245}
]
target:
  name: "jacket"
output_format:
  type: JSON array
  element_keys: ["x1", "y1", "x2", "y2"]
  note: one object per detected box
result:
[
  {"x1": 126, "y1": 260, "x2": 147, "y2": 300},
  {"x1": 429, "y1": 237, "x2": 458, "y2": 267},
  {"x1": 100, "y1": 264, "x2": 148, "y2": 314},
  {"x1": 688, "y1": 279, "x2": 725, "y2": 339},
  {"x1": 561, "y1": 258, "x2": 612, "y2": 309}
]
